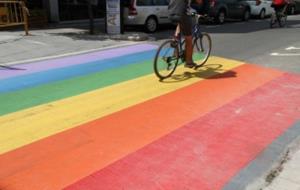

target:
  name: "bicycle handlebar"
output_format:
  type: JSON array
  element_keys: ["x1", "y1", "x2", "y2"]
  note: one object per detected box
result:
[{"x1": 189, "y1": 12, "x2": 209, "y2": 23}]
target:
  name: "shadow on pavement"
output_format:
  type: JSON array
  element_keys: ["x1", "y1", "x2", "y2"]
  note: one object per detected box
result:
[
  {"x1": 0, "y1": 65, "x2": 26, "y2": 70},
  {"x1": 160, "y1": 63, "x2": 236, "y2": 83},
  {"x1": 47, "y1": 31, "x2": 110, "y2": 41}
]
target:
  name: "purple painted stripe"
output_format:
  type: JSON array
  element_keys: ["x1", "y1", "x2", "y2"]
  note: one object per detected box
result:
[{"x1": 0, "y1": 44, "x2": 156, "y2": 80}]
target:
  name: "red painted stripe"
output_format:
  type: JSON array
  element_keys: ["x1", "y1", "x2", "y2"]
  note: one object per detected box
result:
[
  {"x1": 65, "y1": 73, "x2": 300, "y2": 190},
  {"x1": 0, "y1": 64, "x2": 282, "y2": 190}
]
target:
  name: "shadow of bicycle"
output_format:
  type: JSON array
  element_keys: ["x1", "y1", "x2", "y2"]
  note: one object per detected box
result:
[
  {"x1": 0, "y1": 65, "x2": 26, "y2": 71},
  {"x1": 159, "y1": 63, "x2": 237, "y2": 83}
]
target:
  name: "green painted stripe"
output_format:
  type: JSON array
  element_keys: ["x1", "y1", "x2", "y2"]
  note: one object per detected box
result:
[
  {"x1": 0, "y1": 60, "x2": 153, "y2": 116},
  {"x1": 0, "y1": 53, "x2": 207, "y2": 116}
]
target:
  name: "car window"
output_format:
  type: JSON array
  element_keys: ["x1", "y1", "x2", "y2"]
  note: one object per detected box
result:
[
  {"x1": 137, "y1": 0, "x2": 153, "y2": 6},
  {"x1": 153, "y1": 0, "x2": 169, "y2": 5},
  {"x1": 122, "y1": 0, "x2": 131, "y2": 7}
]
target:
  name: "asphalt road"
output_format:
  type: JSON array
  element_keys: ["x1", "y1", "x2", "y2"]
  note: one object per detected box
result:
[
  {"x1": 2, "y1": 15, "x2": 299, "y2": 73},
  {"x1": 148, "y1": 14, "x2": 300, "y2": 74}
]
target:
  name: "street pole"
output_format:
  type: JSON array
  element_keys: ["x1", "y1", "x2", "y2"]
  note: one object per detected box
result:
[{"x1": 87, "y1": 0, "x2": 94, "y2": 35}]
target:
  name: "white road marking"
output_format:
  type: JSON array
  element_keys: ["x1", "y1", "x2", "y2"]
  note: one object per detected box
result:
[
  {"x1": 285, "y1": 46, "x2": 300, "y2": 50},
  {"x1": 271, "y1": 52, "x2": 300, "y2": 56},
  {"x1": 25, "y1": 40, "x2": 48, "y2": 46}
]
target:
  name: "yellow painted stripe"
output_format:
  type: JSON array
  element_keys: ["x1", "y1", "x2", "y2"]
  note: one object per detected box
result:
[{"x1": 0, "y1": 56, "x2": 243, "y2": 154}]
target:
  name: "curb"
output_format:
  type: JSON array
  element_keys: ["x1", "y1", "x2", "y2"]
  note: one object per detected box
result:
[{"x1": 109, "y1": 32, "x2": 149, "y2": 41}]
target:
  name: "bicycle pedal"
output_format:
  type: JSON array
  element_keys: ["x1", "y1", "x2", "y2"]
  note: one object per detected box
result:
[{"x1": 170, "y1": 41, "x2": 177, "y2": 48}]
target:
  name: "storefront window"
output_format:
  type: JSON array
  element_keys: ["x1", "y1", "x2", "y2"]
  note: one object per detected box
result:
[
  {"x1": 59, "y1": 0, "x2": 105, "y2": 21},
  {"x1": 26, "y1": 0, "x2": 44, "y2": 9}
]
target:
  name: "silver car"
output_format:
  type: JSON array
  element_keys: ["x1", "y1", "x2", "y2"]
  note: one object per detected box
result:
[{"x1": 123, "y1": 0, "x2": 171, "y2": 33}]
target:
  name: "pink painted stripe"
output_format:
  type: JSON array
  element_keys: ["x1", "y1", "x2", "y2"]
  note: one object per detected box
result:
[
  {"x1": 65, "y1": 73, "x2": 300, "y2": 190},
  {"x1": 0, "y1": 44, "x2": 156, "y2": 80}
]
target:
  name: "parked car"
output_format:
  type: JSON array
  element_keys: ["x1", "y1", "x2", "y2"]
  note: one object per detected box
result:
[
  {"x1": 288, "y1": 0, "x2": 300, "y2": 14},
  {"x1": 207, "y1": 0, "x2": 252, "y2": 24},
  {"x1": 122, "y1": 0, "x2": 170, "y2": 33},
  {"x1": 246, "y1": 0, "x2": 273, "y2": 18}
]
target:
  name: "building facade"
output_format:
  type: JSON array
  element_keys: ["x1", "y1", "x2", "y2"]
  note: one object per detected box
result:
[{"x1": 27, "y1": 0, "x2": 105, "y2": 23}]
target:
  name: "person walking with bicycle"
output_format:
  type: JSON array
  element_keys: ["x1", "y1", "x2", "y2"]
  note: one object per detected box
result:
[
  {"x1": 168, "y1": 0, "x2": 201, "y2": 68},
  {"x1": 269, "y1": 0, "x2": 291, "y2": 27}
]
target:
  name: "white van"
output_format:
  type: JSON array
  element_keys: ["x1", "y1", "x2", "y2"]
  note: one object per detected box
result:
[{"x1": 123, "y1": 0, "x2": 171, "y2": 33}]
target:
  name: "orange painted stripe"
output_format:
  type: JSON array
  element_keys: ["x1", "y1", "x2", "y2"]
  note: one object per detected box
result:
[
  {"x1": 65, "y1": 73, "x2": 300, "y2": 190},
  {"x1": 0, "y1": 64, "x2": 283, "y2": 190}
]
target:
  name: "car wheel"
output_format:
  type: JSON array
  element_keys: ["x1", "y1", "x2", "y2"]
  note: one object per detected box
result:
[
  {"x1": 243, "y1": 9, "x2": 250, "y2": 21},
  {"x1": 145, "y1": 16, "x2": 158, "y2": 33},
  {"x1": 216, "y1": 10, "x2": 226, "y2": 24},
  {"x1": 259, "y1": 9, "x2": 266, "y2": 19}
]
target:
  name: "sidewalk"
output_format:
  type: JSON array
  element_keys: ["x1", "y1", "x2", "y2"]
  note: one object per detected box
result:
[
  {"x1": 246, "y1": 134, "x2": 300, "y2": 190},
  {"x1": 265, "y1": 149, "x2": 300, "y2": 190},
  {"x1": 262, "y1": 140, "x2": 300, "y2": 190},
  {"x1": 0, "y1": 20, "x2": 149, "y2": 66}
]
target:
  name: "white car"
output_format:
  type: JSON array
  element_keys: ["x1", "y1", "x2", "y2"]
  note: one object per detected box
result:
[
  {"x1": 123, "y1": 0, "x2": 171, "y2": 33},
  {"x1": 247, "y1": 0, "x2": 274, "y2": 19}
]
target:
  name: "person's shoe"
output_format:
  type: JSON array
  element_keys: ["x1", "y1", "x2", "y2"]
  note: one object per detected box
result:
[{"x1": 184, "y1": 62, "x2": 197, "y2": 68}]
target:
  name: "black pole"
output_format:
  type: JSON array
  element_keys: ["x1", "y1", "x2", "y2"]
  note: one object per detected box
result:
[
  {"x1": 120, "y1": 0, "x2": 124, "y2": 34},
  {"x1": 105, "y1": 0, "x2": 107, "y2": 34},
  {"x1": 87, "y1": 0, "x2": 94, "y2": 35}
]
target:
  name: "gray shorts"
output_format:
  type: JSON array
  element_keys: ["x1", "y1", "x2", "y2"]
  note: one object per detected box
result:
[{"x1": 180, "y1": 14, "x2": 193, "y2": 36}]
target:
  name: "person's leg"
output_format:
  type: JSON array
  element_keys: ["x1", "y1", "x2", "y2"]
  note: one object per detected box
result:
[
  {"x1": 185, "y1": 35, "x2": 193, "y2": 63},
  {"x1": 274, "y1": 5, "x2": 280, "y2": 21},
  {"x1": 275, "y1": 5, "x2": 284, "y2": 22},
  {"x1": 180, "y1": 15, "x2": 194, "y2": 67},
  {"x1": 175, "y1": 24, "x2": 180, "y2": 37}
]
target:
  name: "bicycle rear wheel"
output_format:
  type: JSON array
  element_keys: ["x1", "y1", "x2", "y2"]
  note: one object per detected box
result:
[
  {"x1": 154, "y1": 40, "x2": 179, "y2": 80},
  {"x1": 193, "y1": 33, "x2": 212, "y2": 68},
  {"x1": 278, "y1": 13, "x2": 287, "y2": 27}
]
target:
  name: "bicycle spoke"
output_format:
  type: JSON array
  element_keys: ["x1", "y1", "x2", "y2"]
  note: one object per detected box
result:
[
  {"x1": 193, "y1": 33, "x2": 212, "y2": 67},
  {"x1": 154, "y1": 40, "x2": 179, "y2": 79}
]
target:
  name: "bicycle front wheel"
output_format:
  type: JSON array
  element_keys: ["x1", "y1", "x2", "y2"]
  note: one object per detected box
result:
[
  {"x1": 193, "y1": 33, "x2": 212, "y2": 68},
  {"x1": 270, "y1": 13, "x2": 276, "y2": 28},
  {"x1": 154, "y1": 40, "x2": 179, "y2": 80}
]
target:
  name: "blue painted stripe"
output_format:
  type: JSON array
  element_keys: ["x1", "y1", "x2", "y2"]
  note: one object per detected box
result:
[{"x1": 0, "y1": 50, "x2": 156, "y2": 93}]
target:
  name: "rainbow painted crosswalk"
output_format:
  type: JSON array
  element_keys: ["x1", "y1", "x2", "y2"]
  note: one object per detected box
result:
[{"x1": 0, "y1": 44, "x2": 299, "y2": 190}]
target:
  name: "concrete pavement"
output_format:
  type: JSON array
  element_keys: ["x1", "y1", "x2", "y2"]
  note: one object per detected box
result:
[
  {"x1": 0, "y1": 21, "x2": 148, "y2": 66},
  {"x1": 265, "y1": 148, "x2": 300, "y2": 190},
  {"x1": 250, "y1": 134, "x2": 300, "y2": 190}
]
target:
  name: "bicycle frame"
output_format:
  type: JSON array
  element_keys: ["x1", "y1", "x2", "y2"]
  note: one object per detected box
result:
[{"x1": 153, "y1": 14, "x2": 212, "y2": 80}]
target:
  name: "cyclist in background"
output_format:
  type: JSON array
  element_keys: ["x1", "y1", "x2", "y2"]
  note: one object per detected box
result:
[{"x1": 271, "y1": 0, "x2": 290, "y2": 14}]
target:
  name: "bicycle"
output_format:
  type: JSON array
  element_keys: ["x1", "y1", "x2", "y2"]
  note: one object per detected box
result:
[
  {"x1": 153, "y1": 14, "x2": 212, "y2": 80},
  {"x1": 270, "y1": 3, "x2": 289, "y2": 28}
]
